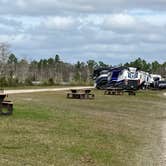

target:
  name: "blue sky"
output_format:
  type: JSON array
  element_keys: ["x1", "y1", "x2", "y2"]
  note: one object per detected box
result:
[{"x1": 0, "y1": 0, "x2": 166, "y2": 64}]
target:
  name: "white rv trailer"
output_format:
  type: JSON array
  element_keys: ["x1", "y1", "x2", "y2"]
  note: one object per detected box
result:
[
  {"x1": 136, "y1": 72, "x2": 163, "y2": 88},
  {"x1": 108, "y1": 67, "x2": 163, "y2": 89},
  {"x1": 94, "y1": 69, "x2": 110, "y2": 89},
  {"x1": 107, "y1": 67, "x2": 140, "y2": 89},
  {"x1": 137, "y1": 71, "x2": 151, "y2": 88},
  {"x1": 110, "y1": 67, "x2": 139, "y2": 80},
  {"x1": 93, "y1": 66, "x2": 164, "y2": 89}
]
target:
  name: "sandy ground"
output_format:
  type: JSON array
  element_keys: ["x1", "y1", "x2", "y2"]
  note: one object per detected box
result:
[
  {"x1": 4, "y1": 86, "x2": 94, "y2": 94},
  {"x1": 160, "y1": 92, "x2": 166, "y2": 165},
  {"x1": 160, "y1": 123, "x2": 166, "y2": 165}
]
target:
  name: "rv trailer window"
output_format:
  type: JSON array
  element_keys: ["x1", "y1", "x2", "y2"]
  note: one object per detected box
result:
[
  {"x1": 135, "y1": 72, "x2": 138, "y2": 78},
  {"x1": 128, "y1": 72, "x2": 131, "y2": 78}
]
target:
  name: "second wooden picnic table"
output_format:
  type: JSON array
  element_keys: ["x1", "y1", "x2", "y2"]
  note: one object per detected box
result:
[{"x1": 67, "y1": 89, "x2": 95, "y2": 99}]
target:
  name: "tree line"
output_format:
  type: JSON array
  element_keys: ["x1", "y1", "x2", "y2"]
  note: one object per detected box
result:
[
  {"x1": 124, "y1": 57, "x2": 166, "y2": 76},
  {"x1": 0, "y1": 43, "x2": 165, "y2": 87}
]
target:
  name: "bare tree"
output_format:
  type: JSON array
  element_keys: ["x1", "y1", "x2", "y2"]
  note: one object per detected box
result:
[
  {"x1": 16, "y1": 59, "x2": 29, "y2": 82},
  {"x1": 0, "y1": 42, "x2": 10, "y2": 77}
]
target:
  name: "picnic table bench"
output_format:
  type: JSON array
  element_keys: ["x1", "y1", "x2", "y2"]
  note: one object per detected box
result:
[
  {"x1": 124, "y1": 89, "x2": 136, "y2": 96},
  {"x1": 104, "y1": 87, "x2": 137, "y2": 96},
  {"x1": 104, "y1": 87, "x2": 124, "y2": 95},
  {"x1": 0, "y1": 93, "x2": 13, "y2": 115},
  {"x1": 67, "y1": 89, "x2": 95, "y2": 99}
]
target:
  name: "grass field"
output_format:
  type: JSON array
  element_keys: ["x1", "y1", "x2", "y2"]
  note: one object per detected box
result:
[{"x1": 0, "y1": 90, "x2": 165, "y2": 166}]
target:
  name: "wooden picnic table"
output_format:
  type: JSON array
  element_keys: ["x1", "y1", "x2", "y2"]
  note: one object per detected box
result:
[
  {"x1": 67, "y1": 89, "x2": 95, "y2": 99},
  {"x1": 0, "y1": 93, "x2": 13, "y2": 115},
  {"x1": 104, "y1": 87, "x2": 137, "y2": 96},
  {"x1": 104, "y1": 87, "x2": 124, "y2": 95}
]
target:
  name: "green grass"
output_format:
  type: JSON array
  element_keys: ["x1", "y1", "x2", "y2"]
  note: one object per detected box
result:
[{"x1": 0, "y1": 90, "x2": 165, "y2": 165}]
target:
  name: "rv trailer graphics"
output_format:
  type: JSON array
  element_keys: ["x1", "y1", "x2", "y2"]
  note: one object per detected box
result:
[
  {"x1": 107, "y1": 67, "x2": 139, "y2": 90},
  {"x1": 94, "y1": 67, "x2": 139, "y2": 90},
  {"x1": 93, "y1": 66, "x2": 164, "y2": 90}
]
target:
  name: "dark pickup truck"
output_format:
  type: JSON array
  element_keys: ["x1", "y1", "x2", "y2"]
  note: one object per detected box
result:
[
  {"x1": 158, "y1": 80, "x2": 166, "y2": 89},
  {"x1": 154, "y1": 80, "x2": 166, "y2": 89}
]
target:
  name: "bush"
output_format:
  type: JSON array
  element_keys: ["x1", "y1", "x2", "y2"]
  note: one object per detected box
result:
[
  {"x1": 48, "y1": 78, "x2": 54, "y2": 85},
  {"x1": 41, "y1": 78, "x2": 55, "y2": 86},
  {"x1": 0, "y1": 77, "x2": 8, "y2": 87},
  {"x1": 7, "y1": 77, "x2": 19, "y2": 87},
  {"x1": 24, "y1": 78, "x2": 33, "y2": 86}
]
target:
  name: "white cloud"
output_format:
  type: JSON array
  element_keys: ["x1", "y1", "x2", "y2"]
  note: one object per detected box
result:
[
  {"x1": 16, "y1": 0, "x2": 27, "y2": 8},
  {"x1": 43, "y1": 17, "x2": 75, "y2": 30},
  {"x1": 1, "y1": 0, "x2": 166, "y2": 16},
  {"x1": 0, "y1": 0, "x2": 166, "y2": 64},
  {"x1": 103, "y1": 14, "x2": 136, "y2": 32}
]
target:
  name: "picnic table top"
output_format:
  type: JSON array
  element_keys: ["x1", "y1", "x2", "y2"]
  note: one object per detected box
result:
[
  {"x1": 68, "y1": 92, "x2": 91, "y2": 95},
  {"x1": 0, "y1": 93, "x2": 6, "y2": 96},
  {"x1": 106, "y1": 87, "x2": 123, "y2": 90},
  {"x1": 70, "y1": 89, "x2": 91, "y2": 91}
]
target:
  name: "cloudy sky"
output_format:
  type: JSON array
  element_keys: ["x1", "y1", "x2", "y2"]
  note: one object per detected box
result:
[{"x1": 0, "y1": 0, "x2": 166, "y2": 64}]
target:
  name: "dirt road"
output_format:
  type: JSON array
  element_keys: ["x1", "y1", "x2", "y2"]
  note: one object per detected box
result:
[{"x1": 4, "y1": 86, "x2": 94, "y2": 94}]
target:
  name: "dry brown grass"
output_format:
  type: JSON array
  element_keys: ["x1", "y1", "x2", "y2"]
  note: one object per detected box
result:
[{"x1": 0, "y1": 90, "x2": 165, "y2": 165}]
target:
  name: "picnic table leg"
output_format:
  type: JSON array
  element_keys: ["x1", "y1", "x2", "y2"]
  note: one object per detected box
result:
[
  {"x1": 128, "y1": 91, "x2": 136, "y2": 96},
  {"x1": 0, "y1": 103, "x2": 2, "y2": 115},
  {"x1": 76, "y1": 94, "x2": 80, "y2": 99},
  {"x1": 1, "y1": 102, "x2": 13, "y2": 115},
  {"x1": 80, "y1": 94, "x2": 84, "y2": 99}
]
